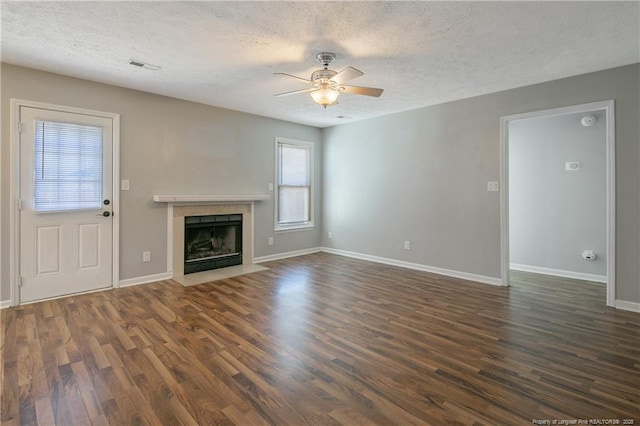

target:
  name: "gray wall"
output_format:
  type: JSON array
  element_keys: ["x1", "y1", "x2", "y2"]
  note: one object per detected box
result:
[
  {"x1": 508, "y1": 111, "x2": 606, "y2": 278},
  {"x1": 2, "y1": 63, "x2": 638, "y2": 306},
  {"x1": 322, "y1": 64, "x2": 639, "y2": 304},
  {"x1": 1, "y1": 64, "x2": 322, "y2": 301}
]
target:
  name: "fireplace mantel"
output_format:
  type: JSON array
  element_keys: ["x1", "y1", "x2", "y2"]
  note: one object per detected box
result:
[{"x1": 153, "y1": 194, "x2": 269, "y2": 204}]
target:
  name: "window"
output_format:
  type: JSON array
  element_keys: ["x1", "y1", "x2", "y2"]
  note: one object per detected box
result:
[
  {"x1": 34, "y1": 120, "x2": 103, "y2": 212},
  {"x1": 276, "y1": 138, "x2": 313, "y2": 231}
]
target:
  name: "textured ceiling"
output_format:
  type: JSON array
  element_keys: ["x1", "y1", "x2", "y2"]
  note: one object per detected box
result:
[{"x1": 2, "y1": 1, "x2": 639, "y2": 128}]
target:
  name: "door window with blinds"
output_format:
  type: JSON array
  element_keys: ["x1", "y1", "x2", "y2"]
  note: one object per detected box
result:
[
  {"x1": 34, "y1": 120, "x2": 103, "y2": 212},
  {"x1": 276, "y1": 138, "x2": 314, "y2": 230}
]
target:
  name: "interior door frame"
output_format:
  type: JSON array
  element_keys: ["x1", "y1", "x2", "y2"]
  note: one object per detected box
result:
[
  {"x1": 9, "y1": 99, "x2": 120, "y2": 306},
  {"x1": 499, "y1": 100, "x2": 615, "y2": 307}
]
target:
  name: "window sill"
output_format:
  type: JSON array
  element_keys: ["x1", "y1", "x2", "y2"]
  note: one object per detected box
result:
[{"x1": 275, "y1": 223, "x2": 315, "y2": 233}]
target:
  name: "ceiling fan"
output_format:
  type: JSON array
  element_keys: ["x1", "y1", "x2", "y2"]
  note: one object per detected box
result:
[{"x1": 274, "y1": 52, "x2": 384, "y2": 108}]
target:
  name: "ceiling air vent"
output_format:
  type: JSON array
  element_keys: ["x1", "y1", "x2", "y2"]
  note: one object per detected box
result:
[{"x1": 128, "y1": 59, "x2": 161, "y2": 71}]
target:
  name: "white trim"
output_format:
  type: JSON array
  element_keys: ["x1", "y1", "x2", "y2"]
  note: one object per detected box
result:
[
  {"x1": 112, "y1": 112, "x2": 121, "y2": 288},
  {"x1": 510, "y1": 263, "x2": 606, "y2": 283},
  {"x1": 499, "y1": 114, "x2": 510, "y2": 287},
  {"x1": 253, "y1": 247, "x2": 322, "y2": 263},
  {"x1": 10, "y1": 100, "x2": 20, "y2": 307},
  {"x1": 605, "y1": 101, "x2": 616, "y2": 306},
  {"x1": 9, "y1": 99, "x2": 121, "y2": 306},
  {"x1": 615, "y1": 300, "x2": 640, "y2": 313},
  {"x1": 322, "y1": 247, "x2": 503, "y2": 286},
  {"x1": 274, "y1": 224, "x2": 316, "y2": 233},
  {"x1": 274, "y1": 137, "x2": 315, "y2": 232},
  {"x1": 153, "y1": 194, "x2": 269, "y2": 203},
  {"x1": 251, "y1": 202, "x2": 256, "y2": 261},
  {"x1": 500, "y1": 100, "x2": 616, "y2": 307},
  {"x1": 16, "y1": 286, "x2": 113, "y2": 306},
  {"x1": 119, "y1": 272, "x2": 173, "y2": 288},
  {"x1": 0, "y1": 67, "x2": 2, "y2": 307},
  {"x1": 0, "y1": 300, "x2": 11, "y2": 309},
  {"x1": 167, "y1": 203, "x2": 174, "y2": 274}
]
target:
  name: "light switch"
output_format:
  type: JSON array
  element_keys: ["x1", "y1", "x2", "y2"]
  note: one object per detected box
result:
[
  {"x1": 487, "y1": 181, "x2": 499, "y2": 192},
  {"x1": 121, "y1": 179, "x2": 130, "y2": 190},
  {"x1": 565, "y1": 161, "x2": 581, "y2": 171}
]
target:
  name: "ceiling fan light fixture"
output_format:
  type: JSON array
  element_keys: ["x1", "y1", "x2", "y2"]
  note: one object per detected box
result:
[
  {"x1": 310, "y1": 87, "x2": 340, "y2": 108},
  {"x1": 274, "y1": 52, "x2": 382, "y2": 107}
]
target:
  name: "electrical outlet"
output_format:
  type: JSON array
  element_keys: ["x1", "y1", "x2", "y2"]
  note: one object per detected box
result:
[
  {"x1": 404, "y1": 241, "x2": 411, "y2": 250},
  {"x1": 268, "y1": 237, "x2": 274, "y2": 246},
  {"x1": 142, "y1": 251, "x2": 151, "y2": 262},
  {"x1": 268, "y1": 183, "x2": 274, "y2": 191},
  {"x1": 328, "y1": 232, "x2": 332, "y2": 239},
  {"x1": 121, "y1": 179, "x2": 130, "y2": 191},
  {"x1": 487, "y1": 181, "x2": 499, "y2": 192}
]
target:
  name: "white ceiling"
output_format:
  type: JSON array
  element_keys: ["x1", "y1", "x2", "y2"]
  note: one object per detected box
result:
[{"x1": 2, "y1": 1, "x2": 639, "y2": 128}]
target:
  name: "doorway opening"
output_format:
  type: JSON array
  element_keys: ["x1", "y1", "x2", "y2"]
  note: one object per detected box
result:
[{"x1": 500, "y1": 100, "x2": 615, "y2": 306}]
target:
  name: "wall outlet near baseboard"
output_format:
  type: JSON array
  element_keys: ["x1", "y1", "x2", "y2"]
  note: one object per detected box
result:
[
  {"x1": 268, "y1": 237, "x2": 274, "y2": 246},
  {"x1": 404, "y1": 241, "x2": 411, "y2": 250},
  {"x1": 142, "y1": 251, "x2": 151, "y2": 262},
  {"x1": 328, "y1": 232, "x2": 332, "y2": 239}
]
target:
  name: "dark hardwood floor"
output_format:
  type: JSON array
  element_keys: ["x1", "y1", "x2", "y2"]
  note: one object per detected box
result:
[{"x1": 2, "y1": 252, "x2": 639, "y2": 425}]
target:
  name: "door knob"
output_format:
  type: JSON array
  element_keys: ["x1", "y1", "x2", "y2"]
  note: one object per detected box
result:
[{"x1": 97, "y1": 211, "x2": 111, "y2": 217}]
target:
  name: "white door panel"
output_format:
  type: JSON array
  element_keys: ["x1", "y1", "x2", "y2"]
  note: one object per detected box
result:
[
  {"x1": 36, "y1": 225, "x2": 61, "y2": 274},
  {"x1": 79, "y1": 223, "x2": 101, "y2": 269},
  {"x1": 19, "y1": 106, "x2": 114, "y2": 303}
]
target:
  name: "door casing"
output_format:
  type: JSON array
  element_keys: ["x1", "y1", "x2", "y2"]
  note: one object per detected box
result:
[{"x1": 9, "y1": 99, "x2": 120, "y2": 306}]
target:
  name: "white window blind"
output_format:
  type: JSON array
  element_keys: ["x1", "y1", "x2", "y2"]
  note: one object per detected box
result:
[
  {"x1": 277, "y1": 141, "x2": 312, "y2": 226},
  {"x1": 34, "y1": 120, "x2": 103, "y2": 212}
]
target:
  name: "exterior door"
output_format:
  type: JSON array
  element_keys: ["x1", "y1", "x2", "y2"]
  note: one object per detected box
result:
[{"x1": 19, "y1": 106, "x2": 114, "y2": 303}]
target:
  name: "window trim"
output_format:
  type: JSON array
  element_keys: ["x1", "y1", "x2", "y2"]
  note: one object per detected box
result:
[{"x1": 274, "y1": 137, "x2": 314, "y2": 232}]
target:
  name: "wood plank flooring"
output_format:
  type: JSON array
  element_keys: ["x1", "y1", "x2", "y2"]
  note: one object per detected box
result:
[{"x1": 2, "y1": 252, "x2": 639, "y2": 425}]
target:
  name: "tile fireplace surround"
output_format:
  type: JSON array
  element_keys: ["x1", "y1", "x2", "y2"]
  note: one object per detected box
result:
[{"x1": 153, "y1": 195, "x2": 269, "y2": 277}]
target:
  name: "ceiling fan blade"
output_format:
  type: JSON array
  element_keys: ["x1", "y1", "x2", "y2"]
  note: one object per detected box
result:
[
  {"x1": 273, "y1": 72, "x2": 312, "y2": 84},
  {"x1": 274, "y1": 87, "x2": 314, "y2": 97},
  {"x1": 341, "y1": 85, "x2": 384, "y2": 97},
  {"x1": 330, "y1": 67, "x2": 364, "y2": 85}
]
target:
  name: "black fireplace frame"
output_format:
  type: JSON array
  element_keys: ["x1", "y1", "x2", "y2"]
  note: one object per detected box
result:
[{"x1": 183, "y1": 214, "x2": 243, "y2": 274}]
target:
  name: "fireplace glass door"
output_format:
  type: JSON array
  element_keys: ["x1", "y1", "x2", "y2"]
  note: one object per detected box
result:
[{"x1": 184, "y1": 214, "x2": 242, "y2": 274}]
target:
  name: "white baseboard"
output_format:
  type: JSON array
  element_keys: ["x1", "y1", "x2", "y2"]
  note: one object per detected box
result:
[
  {"x1": 510, "y1": 263, "x2": 607, "y2": 283},
  {"x1": 0, "y1": 300, "x2": 11, "y2": 309},
  {"x1": 253, "y1": 247, "x2": 322, "y2": 263},
  {"x1": 119, "y1": 248, "x2": 325, "y2": 288},
  {"x1": 119, "y1": 272, "x2": 173, "y2": 288},
  {"x1": 322, "y1": 247, "x2": 503, "y2": 286},
  {"x1": 615, "y1": 300, "x2": 640, "y2": 313}
]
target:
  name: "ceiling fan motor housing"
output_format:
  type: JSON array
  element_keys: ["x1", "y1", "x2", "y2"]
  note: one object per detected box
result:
[
  {"x1": 316, "y1": 52, "x2": 336, "y2": 68},
  {"x1": 311, "y1": 69, "x2": 338, "y2": 82}
]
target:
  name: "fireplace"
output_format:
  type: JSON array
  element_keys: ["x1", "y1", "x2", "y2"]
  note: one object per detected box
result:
[
  {"x1": 156, "y1": 198, "x2": 264, "y2": 279},
  {"x1": 184, "y1": 214, "x2": 243, "y2": 274}
]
